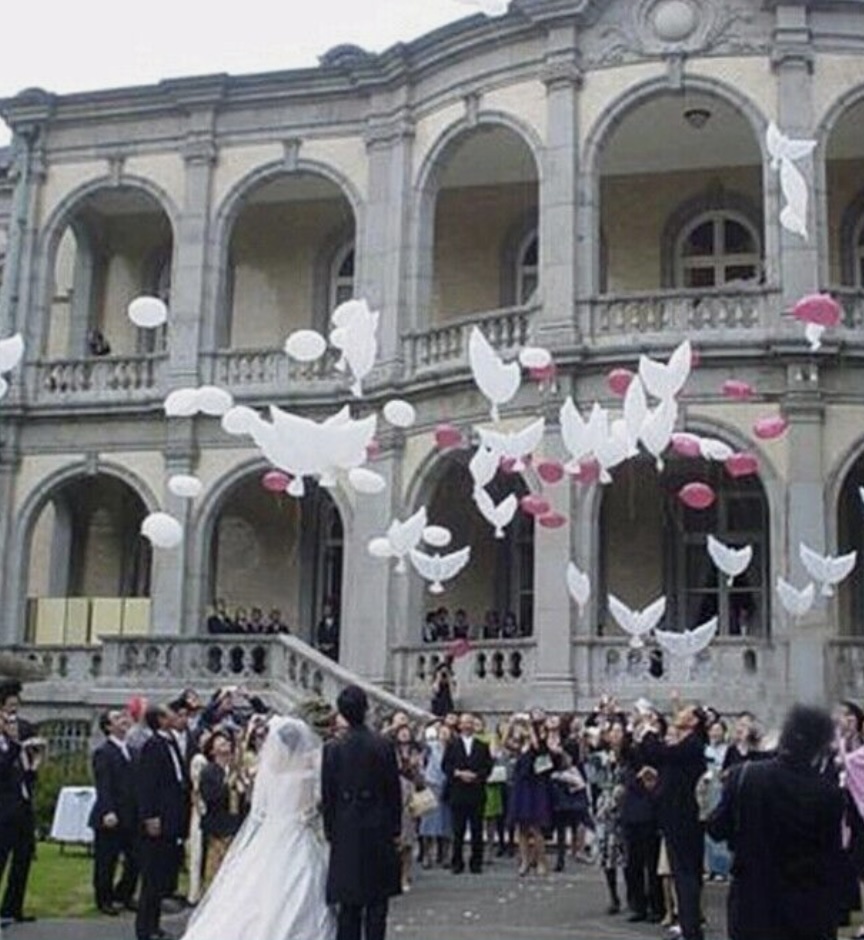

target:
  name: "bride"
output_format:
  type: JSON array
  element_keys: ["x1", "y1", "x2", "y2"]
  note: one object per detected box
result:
[{"x1": 182, "y1": 715, "x2": 336, "y2": 940}]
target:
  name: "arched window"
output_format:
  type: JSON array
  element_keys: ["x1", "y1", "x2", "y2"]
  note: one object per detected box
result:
[
  {"x1": 853, "y1": 217, "x2": 864, "y2": 287},
  {"x1": 516, "y1": 231, "x2": 539, "y2": 305},
  {"x1": 329, "y1": 242, "x2": 355, "y2": 312},
  {"x1": 675, "y1": 212, "x2": 761, "y2": 289}
]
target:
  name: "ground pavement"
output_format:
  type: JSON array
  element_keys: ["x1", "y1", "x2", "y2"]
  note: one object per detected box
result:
[{"x1": 12, "y1": 861, "x2": 730, "y2": 940}]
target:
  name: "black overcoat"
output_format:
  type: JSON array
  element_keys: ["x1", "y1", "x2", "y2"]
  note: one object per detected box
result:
[
  {"x1": 441, "y1": 737, "x2": 493, "y2": 808},
  {"x1": 321, "y1": 726, "x2": 401, "y2": 905},
  {"x1": 136, "y1": 733, "x2": 188, "y2": 840},
  {"x1": 89, "y1": 740, "x2": 137, "y2": 831}
]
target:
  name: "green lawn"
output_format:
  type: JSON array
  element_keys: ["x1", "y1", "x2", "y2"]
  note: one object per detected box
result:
[{"x1": 26, "y1": 841, "x2": 98, "y2": 919}]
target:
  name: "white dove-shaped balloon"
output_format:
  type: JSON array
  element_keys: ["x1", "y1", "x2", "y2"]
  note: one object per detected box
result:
[
  {"x1": 799, "y1": 543, "x2": 857, "y2": 597},
  {"x1": 707, "y1": 535, "x2": 753, "y2": 586},
  {"x1": 330, "y1": 299, "x2": 379, "y2": 398},
  {"x1": 566, "y1": 562, "x2": 591, "y2": 616},
  {"x1": 590, "y1": 409, "x2": 630, "y2": 483},
  {"x1": 410, "y1": 546, "x2": 472, "y2": 594},
  {"x1": 622, "y1": 377, "x2": 649, "y2": 457},
  {"x1": 805, "y1": 322, "x2": 825, "y2": 352},
  {"x1": 654, "y1": 616, "x2": 718, "y2": 663},
  {"x1": 699, "y1": 437, "x2": 735, "y2": 462},
  {"x1": 766, "y1": 122, "x2": 817, "y2": 241},
  {"x1": 639, "y1": 340, "x2": 692, "y2": 402},
  {"x1": 775, "y1": 577, "x2": 816, "y2": 619},
  {"x1": 469, "y1": 446, "x2": 499, "y2": 491},
  {"x1": 472, "y1": 488, "x2": 517, "y2": 539},
  {"x1": 469, "y1": 326, "x2": 520, "y2": 423},
  {"x1": 0, "y1": 334, "x2": 24, "y2": 374},
  {"x1": 386, "y1": 508, "x2": 429, "y2": 574},
  {"x1": 639, "y1": 398, "x2": 678, "y2": 471},
  {"x1": 477, "y1": 418, "x2": 544, "y2": 472},
  {"x1": 560, "y1": 397, "x2": 596, "y2": 465},
  {"x1": 607, "y1": 594, "x2": 667, "y2": 649}
]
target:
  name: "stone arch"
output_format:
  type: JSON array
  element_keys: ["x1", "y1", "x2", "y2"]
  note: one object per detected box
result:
[
  {"x1": 827, "y1": 434, "x2": 864, "y2": 635},
  {"x1": 206, "y1": 159, "x2": 364, "y2": 349},
  {"x1": 580, "y1": 74, "x2": 775, "y2": 295},
  {"x1": 34, "y1": 176, "x2": 179, "y2": 358},
  {"x1": 411, "y1": 112, "x2": 543, "y2": 330},
  {"x1": 5, "y1": 461, "x2": 159, "y2": 644}
]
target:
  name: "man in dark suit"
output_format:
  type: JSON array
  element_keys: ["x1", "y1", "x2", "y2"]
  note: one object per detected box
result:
[
  {"x1": 135, "y1": 705, "x2": 189, "y2": 940},
  {"x1": 322, "y1": 686, "x2": 401, "y2": 940},
  {"x1": 442, "y1": 712, "x2": 493, "y2": 874},
  {"x1": 89, "y1": 709, "x2": 138, "y2": 916}
]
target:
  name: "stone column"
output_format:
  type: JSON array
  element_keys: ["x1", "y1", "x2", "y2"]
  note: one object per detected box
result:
[
  {"x1": 771, "y1": 4, "x2": 819, "y2": 309},
  {"x1": 360, "y1": 108, "x2": 414, "y2": 378},
  {"x1": 538, "y1": 36, "x2": 582, "y2": 348},
  {"x1": 0, "y1": 136, "x2": 31, "y2": 339},
  {"x1": 0, "y1": 435, "x2": 21, "y2": 645},
  {"x1": 532, "y1": 433, "x2": 576, "y2": 711}
]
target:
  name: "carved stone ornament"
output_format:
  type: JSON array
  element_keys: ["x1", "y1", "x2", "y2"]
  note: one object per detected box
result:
[{"x1": 581, "y1": 0, "x2": 770, "y2": 69}]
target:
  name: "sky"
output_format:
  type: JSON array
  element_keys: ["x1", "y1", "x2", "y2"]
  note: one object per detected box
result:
[{"x1": 0, "y1": 0, "x2": 484, "y2": 144}]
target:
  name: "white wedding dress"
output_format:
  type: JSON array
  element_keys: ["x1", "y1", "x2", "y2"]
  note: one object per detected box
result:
[{"x1": 182, "y1": 716, "x2": 336, "y2": 940}]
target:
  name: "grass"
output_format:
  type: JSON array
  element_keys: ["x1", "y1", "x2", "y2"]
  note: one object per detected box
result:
[{"x1": 26, "y1": 841, "x2": 98, "y2": 919}]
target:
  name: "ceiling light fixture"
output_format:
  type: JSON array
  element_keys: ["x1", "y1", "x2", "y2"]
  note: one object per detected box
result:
[{"x1": 684, "y1": 107, "x2": 712, "y2": 130}]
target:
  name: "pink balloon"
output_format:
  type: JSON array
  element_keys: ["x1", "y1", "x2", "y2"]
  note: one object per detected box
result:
[
  {"x1": 607, "y1": 368, "x2": 635, "y2": 397},
  {"x1": 365, "y1": 439, "x2": 381, "y2": 460},
  {"x1": 725, "y1": 452, "x2": 759, "y2": 478},
  {"x1": 536, "y1": 460, "x2": 565, "y2": 484},
  {"x1": 447, "y1": 638, "x2": 472, "y2": 660},
  {"x1": 571, "y1": 458, "x2": 601, "y2": 485},
  {"x1": 678, "y1": 482, "x2": 716, "y2": 510},
  {"x1": 261, "y1": 470, "x2": 292, "y2": 493},
  {"x1": 434, "y1": 424, "x2": 463, "y2": 450},
  {"x1": 529, "y1": 362, "x2": 557, "y2": 384},
  {"x1": 793, "y1": 293, "x2": 842, "y2": 328},
  {"x1": 539, "y1": 512, "x2": 566, "y2": 529},
  {"x1": 520, "y1": 494, "x2": 551, "y2": 517},
  {"x1": 500, "y1": 456, "x2": 518, "y2": 474},
  {"x1": 671, "y1": 433, "x2": 702, "y2": 459},
  {"x1": 722, "y1": 380, "x2": 754, "y2": 401},
  {"x1": 753, "y1": 416, "x2": 788, "y2": 440}
]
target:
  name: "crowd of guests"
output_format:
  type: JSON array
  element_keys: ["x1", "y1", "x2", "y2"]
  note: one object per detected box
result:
[
  {"x1": 422, "y1": 607, "x2": 531, "y2": 643},
  {"x1": 205, "y1": 600, "x2": 290, "y2": 636}
]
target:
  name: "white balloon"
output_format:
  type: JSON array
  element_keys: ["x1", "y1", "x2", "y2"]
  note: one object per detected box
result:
[
  {"x1": 469, "y1": 327, "x2": 520, "y2": 423},
  {"x1": 799, "y1": 543, "x2": 857, "y2": 597},
  {"x1": 368, "y1": 537, "x2": 394, "y2": 559},
  {"x1": 776, "y1": 577, "x2": 815, "y2": 619},
  {"x1": 167, "y1": 474, "x2": 203, "y2": 499},
  {"x1": 284, "y1": 329, "x2": 327, "y2": 362},
  {"x1": 422, "y1": 525, "x2": 452, "y2": 548},
  {"x1": 607, "y1": 594, "x2": 667, "y2": 649},
  {"x1": 518, "y1": 346, "x2": 552, "y2": 370},
  {"x1": 386, "y1": 508, "x2": 428, "y2": 573},
  {"x1": 128, "y1": 295, "x2": 168, "y2": 329},
  {"x1": 383, "y1": 399, "x2": 417, "y2": 429},
  {"x1": 221, "y1": 405, "x2": 262, "y2": 437},
  {"x1": 0, "y1": 334, "x2": 24, "y2": 373},
  {"x1": 477, "y1": 418, "x2": 545, "y2": 472},
  {"x1": 0, "y1": 377, "x2": 8, "y2": 400},
  {"x1": 348, "y1": 467, "x2": 387, "y2": 495},
  {"x1": 566, "y1": 562, "x2": 591, "y2": 616},
  {"x1": 164, "y1": 388, "x2": 199, "y2": 417},
  {"x1": 469, "y1": 446, "x2": 499, "y2": 491},
  {"x1": 196, "y1": 385, "x2": 234, "y2": 417},
  {"x1": 707, "y1": 535, "x2": 753, "y2": 586},
  {"x1": 329, "y1": 299, "x2": 379, "y2": 398},
  {"x1": 700, "y1": 437, "x2": 734, "y2": 462},
  {"x1": 805, "y1": 321, "x2": 825, "y2": 351},
  {"x1": 141, "y1": 512, "x2": 183, "y2": 549},
  {"x1": 639, "y1": 398, "x2": 678, "y2": 471},
  {"x1": 639, "y1": 340, "x2": 692, "y2": 402},
  {"x1": 409, "y1": 546, "x2": 471, "y2": 594},
  {"x1": 472, "y1": 488, "x2": 517, "y2": 539},
  {"x1": 654, "y1": 616, "x2": 718, "y2": 663}
]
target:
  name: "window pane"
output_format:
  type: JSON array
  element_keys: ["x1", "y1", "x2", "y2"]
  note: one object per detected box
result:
[
  {"x1": 684, "y1": 591, "x2": 719, "y2": 629},
  {"x1": 519, "y1": 273, "x2": 538, "y2": 305},
  {"x1": 726, "y1": 495, "x2": 764, "y2": 533},
  {"x1": 729, "y1": 589, "x2": 761, "y2": 636},
  {"x1": 723, "y1": 220, "x2": 755, "y2": 254},
  {"x1": 686, "y1": 544, "x2": 718, "y2": 590},
  {"x1": 724, "y1": 264, "x2": 757, "y2": 283},
  {"x1": 335, "y1": 283, "x2": 353, "y2": 306},
  {"x1": 338, "y1": 249, "x2": 355, "y2": 278},
  {"x1": 683, "y1": 221, "x2": 714, "y2": 257},
  {"x1": 522, "y1": 236, "x2": 538, "y2": 266},
  {"x1": 684, "y1": 266, "x2": 716, "y2": 288}
]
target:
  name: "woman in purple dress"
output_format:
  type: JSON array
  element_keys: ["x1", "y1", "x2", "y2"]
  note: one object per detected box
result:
[{"x1": 507, "y1": 710, "x2": 554, "y2": 876}]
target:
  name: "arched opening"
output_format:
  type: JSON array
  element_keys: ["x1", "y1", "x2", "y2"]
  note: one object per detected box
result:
[
  {"x1": 418, "y1": 457, "x2": 534, "y2": 642},
  {"x1": 208, "y1": 476, "x2": 344, "y2": 650},
  {"x1": 597, "y1": 91, "x2": 763, "y2": 292},
  {"x1": 220, "y1": 172, "x2": 355, "y2": 348},
  {"x1": 46, "y1": 187, "x2": 173, "y2": 358},
  {"x1": 26, "y1": 474, "x2": 151, "y2": 644},
  {"x1": 422, "y1": 124, "x2": 540, "y2": 325},
  {"x1": 838, "y1": 451, "x2": 864, "y2": 634},
  {"x1": 826, "y1": 95, "x2": 864, "y2": 286},
  {"x1": 600, "y1": 457, "x2": 769, "y2": 637}
]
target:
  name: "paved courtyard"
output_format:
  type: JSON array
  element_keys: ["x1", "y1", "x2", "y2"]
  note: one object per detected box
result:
[{"x1": 13, "y1": 862, "x2": 730, "y2": 940}]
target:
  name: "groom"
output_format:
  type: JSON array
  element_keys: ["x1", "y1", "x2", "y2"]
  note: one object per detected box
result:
[{"x1": 322, "y1": 686, "x2": 401, "y2": 940}]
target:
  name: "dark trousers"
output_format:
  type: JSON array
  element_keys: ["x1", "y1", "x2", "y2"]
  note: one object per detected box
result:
[
  {"x1": 0, "y1": 808, "x2": 34, "y2": 919},
  {"x1": 624, "y1": 821, "x2": 663, "y2": 917},
  {"x1": 666, "y1": 836, "x2": 704, "y2": 940},
  {"x1": 136, "y1": 835, "x2": 175, "y2": 940},
  {"x1": 451, "y1": 803, "x2": 484, "y2": 871},
  {"x1": 93, "y1": 826, "x2": 138, "y2": 907},
  {"x1": 336, "y1": 900, "x2": 388, "y2": 940}
]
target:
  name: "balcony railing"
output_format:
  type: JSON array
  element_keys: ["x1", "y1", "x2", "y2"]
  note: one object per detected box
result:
[
  {"x1": 402, "y1": 305, "x2": 536, "y2": 379},
  {"x1": 29, "y1": 354, "x2": 166, "y2": 406},
  {"x1": 587, "y1": 287, "x2": 780, "y2": 346},
  {"x1": 201, "y1": 347, "x2": 342, "y2": 397}
]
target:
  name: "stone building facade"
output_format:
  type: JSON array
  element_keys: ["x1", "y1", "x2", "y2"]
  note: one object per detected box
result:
[{"x1": 1, "y1": 0, "x2": 864, "y2": 722}]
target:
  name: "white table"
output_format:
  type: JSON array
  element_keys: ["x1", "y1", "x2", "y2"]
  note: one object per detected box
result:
[{"x1": 50, "y1": 786, "x2": 96, "y2": 845}]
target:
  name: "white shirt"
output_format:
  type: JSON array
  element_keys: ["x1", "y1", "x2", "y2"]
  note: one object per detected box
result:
[
  {"x1": 158, "y1": 731, "x2": 184, "y2": 784},
  {"x1": 109, "y1": 736, "x2": 131, "y2": 763},
  {"x1": 461, "y1": 735, "x2": 474, "y2": 757}
]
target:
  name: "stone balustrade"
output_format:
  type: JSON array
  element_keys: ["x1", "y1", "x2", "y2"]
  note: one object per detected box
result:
[
  {"x1": 402, "y1": 305, "x2": 536, "y2": 378},
  {"x1": 586, "y1": 287, "x2": 780, "y2": 346},
  {"x1": 202, "y1": 347, "x2": 342, "y2": 396},
  {"x1": 30, "y1": 354, "x2": 166, "y2": 405}
]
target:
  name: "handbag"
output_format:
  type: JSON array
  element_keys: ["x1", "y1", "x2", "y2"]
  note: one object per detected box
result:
[
  {"x1": 409, "y1": 787, "x2": 439, "y2": 818},
  {"x1": 533, "y1": 754, "x2": 554, "y2": 775},
  {"x1": 487, "y1": 765, "x2": 507, "y2": 785}
]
